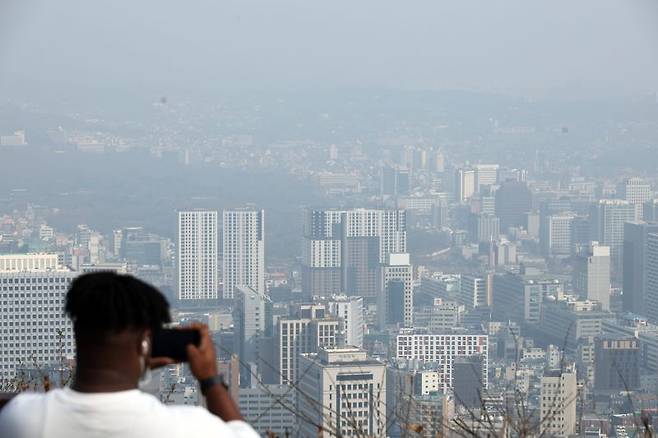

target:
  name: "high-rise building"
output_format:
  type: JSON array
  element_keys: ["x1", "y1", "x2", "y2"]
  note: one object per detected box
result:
[
  {"x1": 594, "y1": 337, "x2": 639, "y2": 391},
  {"x1": 177, "y1": 210, "x2": 218, "y2": 301},
  {"x1": 573, "y1": 242, "x2": 611, "y2": 311},
  {"x1": 622, "y1": 222, "x2": 658, "y2": 314},
  {"x1": 301, "y1": 208, "x2": 406, "y2": 301},
  {"x1": 239, "y1": 385, "x2": 296, "y2": 436},
  {"x1": 459, "y1": 274, "x2": 490, "y2": 309},
  {"x1": 297, "y1": 348, "x2": 386, "y2": 438},
  {"x1": 645, "y1": 233, "x2": 658, "y2": 322},
  {"x1": 301, "y1": 209, "x2": 343, "y2": 299},
  {"x1": 495, "y1": 180, "x2": 532, "y2": 231},
  {"x1": 474, "y1": 164, "x2": 499, "y2": 193},
  {"x1": 325, "y1": 295, "x2": 364, "y2": 348},
  {"x1": 493, "y1": 274, "x2": 563, "y2": 324},
  {"x1": 643, "y1": 199, "x2": 658, "y2": 222},
  {"x1": 234, "y1": 285, "x2": 273, "y2": 387},
  {"x1": 455, "y1": 168, "x2": 476, "y2": 202},
  {"x1": 379, "y1": 253, "x2": 413, "y2": 328},
  {"x1": 617, "y1": 177, "x2": 652, "y2": 219},
  {"x1": 275, "y1": 305, "x2": 339, "y2": 384},
  {"x1": 0, "y1": 266, "x2": 77, "y2": 378},
  {"x1": 590, "y1": 199, "x2": 636, "y2": 268},
  {"x1": 453, "y1": 355, "x2": 484, "y2": 408},
  {"x1": 396, "y1": 330, "x2": 488, "y2": 392},
  {"x1": 541, "y1": 213, "x2": 574, "y2": 257},
  {"x1": 468, "y1": 213, "x2": 500, "y2": 243},
  {"x1": 539, "y1": 369, "x2": 577, "y2": 437},
  {"x1": 222, "y1": 208, "x2": 265, "y2": 299}
]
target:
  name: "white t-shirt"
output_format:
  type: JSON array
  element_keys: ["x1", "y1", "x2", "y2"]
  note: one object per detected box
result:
[{"x1": 0, "y1": 388, "x2": 260, "y2": 438}]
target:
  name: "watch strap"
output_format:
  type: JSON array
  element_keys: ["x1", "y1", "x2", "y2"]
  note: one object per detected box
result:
[{"x1": 199, "y1": 374, "x2": 228, "y2": 395}]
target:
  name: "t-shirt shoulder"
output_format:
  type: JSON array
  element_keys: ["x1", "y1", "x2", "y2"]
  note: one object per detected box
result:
[
  {"x1": 0, "y1": 392, "x2": 47, "y2": 438},
  {"x1": 166, "y1": 406, "x2": 260, "y2": 438}
]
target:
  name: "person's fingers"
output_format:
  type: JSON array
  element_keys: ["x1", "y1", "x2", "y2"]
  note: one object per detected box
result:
[
  {"x1": 186, "y1": 344, "x2": 200, "y2": 361},
  {"x1": 148, "y1": 357, "x2": 177, "y2": 369},
  {"x1": 198, "y1": 326, "x2": 211, "y2": 350}
]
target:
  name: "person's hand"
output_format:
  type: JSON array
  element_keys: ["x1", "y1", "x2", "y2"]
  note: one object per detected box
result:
[
  {"x1": 147, "y1": 356, "x2": 177, "y2": 370},
  {"x1": 185, "y1": 323, "x2": 218, "y2": 381}
]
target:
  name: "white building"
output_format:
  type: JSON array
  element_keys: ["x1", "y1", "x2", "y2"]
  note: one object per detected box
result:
[
  {"x1": 276, "y1": 308, "x2": 339, "y2": 385},
  {"x1": 234, "y1": 285, "x2": 272, "y2": 385},
  {"x1": 459, "y1": 274, "x2": 489, "y2": 309},
  {"x1": 475, "y1": 164, "x2": 499, "y2": 192},
  {"x1": 455, "y1": 168, "x2": 476, "y2": 202},
  {"x1": 0, "y1": 253, "x2": 61, "y2": 272},
  {"x1": 325, "y1": 295, "x2": 364, "y2": 349},
  {"x1": 222, "y1": 209, "x2": 265, "y2": 299},
  {"x1": 177, "y1": 210, "x2": 218, "y2": 301},
  {"x1": 541, "y1": 214, "x2": 573, "y2": 256},
  {"x1": 617, "y1": 177, "x2": 652, "y2": 219},
  {"x1": 573, "y1": 242, "x2": 611, "y2": 311},
  {"x1": 395, "y1": 330, "x2": 488, "y2": 392},
  {"x1": 297, "y1": 348, "x2": 386, "y2": 438},
  {"x1": 539, "y1": 369, "x2": 577, "y2": 437},
  {"x1": 0, "y1": 267, "x2": 77, "y2": 378}
]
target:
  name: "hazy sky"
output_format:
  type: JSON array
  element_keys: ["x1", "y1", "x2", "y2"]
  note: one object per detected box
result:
[{"x1": 1, "y1": 0, "x2": 657, "y2": 98}]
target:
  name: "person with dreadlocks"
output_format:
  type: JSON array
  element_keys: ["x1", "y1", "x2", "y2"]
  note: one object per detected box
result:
[{"x1": 0, "y1": 272, "x2": 259, "y2": 438}]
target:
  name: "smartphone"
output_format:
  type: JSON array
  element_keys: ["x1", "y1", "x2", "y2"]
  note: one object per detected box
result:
[{"x1": 151, "y1": 328, "x2": 201, "y2": 361}]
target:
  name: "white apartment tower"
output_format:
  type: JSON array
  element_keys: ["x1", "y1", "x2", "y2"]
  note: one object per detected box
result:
[
  {"x1": 222, "y1": 209, "x2": 265, "y2": 299},
  {"x1": 0, "y1": 266, "x2": 77, "y2": 378},
  {"x1": 178, "y1": 210, "x2": 218, "y2": 300},
  {"x1": 539, "y1": 369, "x2": 577, "y2": 437},
  {"x1": 297, "y1": 348, "x2": 387, "y2": 438}
]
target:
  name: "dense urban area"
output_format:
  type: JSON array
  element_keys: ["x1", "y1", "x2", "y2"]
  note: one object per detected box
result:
[{"x1": 1, "y1": 89, "x2": 658, "y2": 437}]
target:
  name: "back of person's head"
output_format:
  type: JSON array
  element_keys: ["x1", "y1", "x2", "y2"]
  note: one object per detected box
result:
[{"x1": 65, "y1": 272, "x2": 171, "y2": 342}]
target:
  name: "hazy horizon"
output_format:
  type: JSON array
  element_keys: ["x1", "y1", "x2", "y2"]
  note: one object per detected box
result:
[{"x1": 1, "y1": 0, "x2": 658, "y2": 101}]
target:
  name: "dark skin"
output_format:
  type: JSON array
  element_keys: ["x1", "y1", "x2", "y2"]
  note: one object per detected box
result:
[{"x1": 71, "y1": 323, "x2": 242, "y2": 422}]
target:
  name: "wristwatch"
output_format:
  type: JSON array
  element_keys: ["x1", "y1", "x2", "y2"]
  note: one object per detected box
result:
[{"x1": 199, "y1": 374, "x2": 228, "y2": 395}]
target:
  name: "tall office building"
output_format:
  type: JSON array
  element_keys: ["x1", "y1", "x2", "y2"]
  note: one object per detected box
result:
[
  {"x1": 453, "y1": 355, "x2": 484, "y2": 408},
  {"x1": 645, "y1": 233, "x2": 658, "y2": 322},
  {"x1": 301, "y1": 209, "x2": 343, "y2": 299},
  {"x1": 459, "y1": 274, "x2": 490, "y2": 309},
  {"x1": 0, "y1": 266, "x2": 77, "y2": 378},
  {"x1": 539, "y1": 369, "x2": 577, "y2": 437},
  {"x1": 239, "y1": 385, "x2": 296, "y2": 436},
  {"x1": 541, "y1": 213, "x2": 574, "y2": 257},
  {"x1": 275, "y1": 304, "x2": 339, "y2": 384},
  {"x1": 594, "y1": 337, "x2": 639, "y2": 391},
  {"x1": 495, "y1": 180, "x2": 532, "y2": 231},
  {"x1": 234, "y1": 285, "x2": 272, "y2": 387},
  {"x1": 643, "y1": 199, "x2": 658, "y2": 222},
  {"x1": 301, "y1": 208, "x2": 406, "y2": 301},
  {"x1": 468, "y1": 213, "x2": 500, "y2": 243},
  {"x1": 0, "y1": 253, "x2": 60, "y2": 271},
  {"x1": 222, "y1": 209, "x2": 265, "y2": 299},
  {"x1": 396, "y1": 331, "x2": 489, "y2": 392},
  {"x1": 493, "y1": 274, "x2": 562, "y2": 324},
  {"x1": 455, "y1": 168, "x2": 476, "y2": 202},
  {"x1": 379, "y1": 253, "x2": 413, "y2": 328},
  {"x1": 178, "y1": 210, "x2": 218, "y2": 301},
  {"x1": 590, "y1": 199, "x2": 636, "y2": 267},
  {"x1": 325, "y1": 295, "x2": 364, "y2": 348},
  {"x1": 474, "y1": 164, "x2": 499, "y2": 193},
  {"x1": 617, "y1": 177, "x2": 652, "y2": 219},
  {"x1": 297, "y1": 348, "x2": 387, "y2": 438},
  {"x1": 622, "y1": 222, "x2": 658, "y2": 314},
  {"x1": 573, "y1": 242, "x2": 611, "y2": 311}
]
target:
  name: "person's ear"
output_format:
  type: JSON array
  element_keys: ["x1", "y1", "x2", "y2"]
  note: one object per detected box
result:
[{"x1": 140, "y1": 329, "x2": 152, "y2": 356}]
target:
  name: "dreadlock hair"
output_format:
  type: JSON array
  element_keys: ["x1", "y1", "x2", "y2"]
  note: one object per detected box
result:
[{"x1": 65, "y1": 272, "x2": 171, "y2": 341}]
